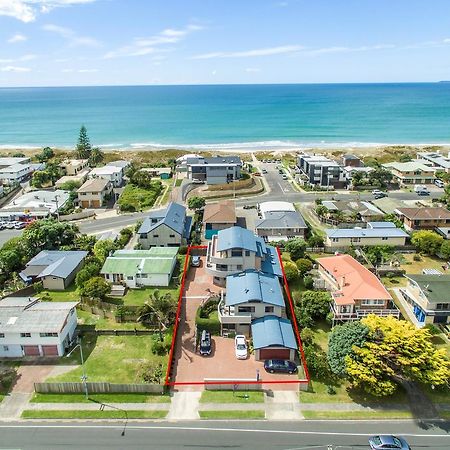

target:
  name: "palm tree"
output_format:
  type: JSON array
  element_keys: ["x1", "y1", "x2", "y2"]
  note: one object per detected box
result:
[{"x1": 88, "y1": 147, "x2": 104, "y2": 167}]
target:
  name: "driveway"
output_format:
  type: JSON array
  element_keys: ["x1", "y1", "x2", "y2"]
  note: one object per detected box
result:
[{"x1": 171, "y1": 259, "x2": 300, "y2": 391}]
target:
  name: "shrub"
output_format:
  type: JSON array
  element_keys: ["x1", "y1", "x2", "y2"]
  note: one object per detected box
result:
[
  {"x1": 283, "y1": 261, "x2": 299, "y2": 282},
  {"x1": 295, "y1": 258, "x2": 313, "y2": 275},
  {"x1": 303, "y1": 275, "x2": 314, "y2": 289},
  {"x1": 285, "y1": 238, "x2": 307, "y2": 260},
  {"x1": 138, "y1": 361, "x2": 164, "y2": 384},
  {"x1": 196, "y1": 300, "x2": 221, "y2": 335},
  {"x1": 179, "y1": 246, "x2": 188, "y2": 255}
]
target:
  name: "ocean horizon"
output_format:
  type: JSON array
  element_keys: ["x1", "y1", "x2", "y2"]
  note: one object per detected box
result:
[{"x1": 1, "y1": 83, "x2": 450, "y2": 150}]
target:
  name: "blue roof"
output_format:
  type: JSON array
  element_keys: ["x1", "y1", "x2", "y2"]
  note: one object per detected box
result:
[
  {"x1": 216, "y1": 226, "x2": 268, "y2": 254},
  {"x1": 260, "y1": 245, "x2": 283, "y2": 277},
  {"x1": 251, "y1": 316, "x2": 298, "y2": 350},
  {"x1": 326, "y1": 227, "x2": 408, "y2": 239},
  {"x1": 367, "y1": 221, "x2": 397, "y2": 229},
  {"x1": 138, "y1": 202, "x2": 187, "y2": 235},
  {"x1": 226, "y1": 271, "x2": 285, "y2": 307}
]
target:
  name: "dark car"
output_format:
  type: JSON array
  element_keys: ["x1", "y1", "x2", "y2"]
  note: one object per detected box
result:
[
  {"x1": 369, "y1": 435, "x2": 411, "y2": 450},
  {"x1": 374, "y1": 193, "x2": 387, "y2": 199},
  {"x1": 191, "y1": 256, "x2": 201, "y2": 267},
  {"x1": 199, "y1": 330, "x2": 212, "y2": 356},
  {"x1": 264, "y1": 359, "x2": 298, "y2": 374}
]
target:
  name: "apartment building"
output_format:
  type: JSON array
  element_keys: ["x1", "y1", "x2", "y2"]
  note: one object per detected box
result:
[
  {"x1": 297, "y1": 154, "x2": 347, "y2": 188},
  {"x1": 181, "y1": 156, "x2": 242, "y2": 185}
]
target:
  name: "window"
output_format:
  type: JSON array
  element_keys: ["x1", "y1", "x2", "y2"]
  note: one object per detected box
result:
[
  {"x1": 245, "y1": 250, "x2": 250, "y2": 256},
  {"x1": 237, "y1": 265, "x2": 243, "y2": 270},
  {"x1": 350, "y1": 237, "x2": 361, "y2": 243},
  {"x1": 140, "y1": 274, "x2": 148, "y2": 278},
  {"x1": 169, "y1": 234, "x2": 175, "y2": 238},
  {"x1": 153, "y1": 234, "x2": 159, "y2": 238},
  {"x1": 20, "y1": 333, "x2": 31, "y2": 338},
  {"x1": 381, "y1": 237, "x2": 388, "y2": 241},
  {"x1": 127, "y1": 276, "x2": 133, "y2": 280},
  {"x1": 436, "y1": 303, "x2": 449, "y2": 310},
  {"x1": 140, "y1": 233, "x2": 147, "y2": 239},
  {"x1": 40, "y1": 332, "x2": 58, "y2": 337},
  {"x1": 265, "y1": 306, "x2": 274, "y2": 313},
  {"x1": 237, "y1": 306, "x2": 255, "y2": 313},
  {"x1": 0, "y1": 333, "x2": 4, "y2": 338},
  {"x1": 3, "y1": 346, "x2": 8, "y2": 352},
  {"x1": 231, "y1": 250, "x2": 242, "y2": 257},
  {"x1": 332, "y1": 238, "x2": 339, "y2": 242}
]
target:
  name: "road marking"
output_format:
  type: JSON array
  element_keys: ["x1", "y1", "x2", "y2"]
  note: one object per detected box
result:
[{"x1": 0, "y1": 424, "x2": 448, "y2": 438}]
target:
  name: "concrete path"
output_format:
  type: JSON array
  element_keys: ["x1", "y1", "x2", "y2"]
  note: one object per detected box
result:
[
  {"x1": 0, "y1": 393, "x2": 33, "y2": 420},
  {"x1": 167, "y1": 391, "x2": 201, "y2": 420},
  {"x1": 265, "y1": 390, "x2": 303, "y2": 420},
  {"x1": 24, "y1": 402, "x2": 170, "y2": 411}
]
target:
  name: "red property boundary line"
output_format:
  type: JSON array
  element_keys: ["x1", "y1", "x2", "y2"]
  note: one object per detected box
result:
[{"x1": 164, "y1": 244, "x2": 310, "y2": 386}]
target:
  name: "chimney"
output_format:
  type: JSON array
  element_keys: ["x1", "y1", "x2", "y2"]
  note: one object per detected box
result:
[{"x1": 340, "y1": 276, "x2": 346, "y2": 288}]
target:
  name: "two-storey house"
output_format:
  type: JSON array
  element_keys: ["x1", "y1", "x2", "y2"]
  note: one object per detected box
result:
[
  {"x1": 383, "y1": 160, "x2": 435, "y2": 186},
  {"x1": 317, "y1": 254, "x2": 399, "y2": 325},
  {"x1": 395, "y1": 207, "x2": 450, "y2": 232}
]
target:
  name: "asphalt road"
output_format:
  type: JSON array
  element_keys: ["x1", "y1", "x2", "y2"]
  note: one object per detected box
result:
[{"x1": 0, "y1": 420, "x2": 448, "y2": 450}]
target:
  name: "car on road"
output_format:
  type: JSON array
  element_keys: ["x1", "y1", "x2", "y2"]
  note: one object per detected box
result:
[
  {"x1": 262, "y1": 169, "x2": 267, "y2": 174},
  {"x1": 372, "y1": 189, "x2": 385, "y2": 196},
  {"x1": 374, "y1": 193, "x2": 387, "y2": 199},
  {"x1": 234, "y1": 335, "x2": 248, "y2": 359},
  {"x1": 191, "y1": 256, "x2": 201, "y2": 267},
  {"x1": 368, "y1": 435, "x2": 411, "y2": 450},
  {"x1": 264, "y1": 359, "x2": 298, "y2": 374},
  {"x1": 435, "y1": 179, "x2": 445, "y2": 188},
  {"x1": 253, "y1": 172, "x2": 261, "y2": 177},
  {"x1": 199, "y1": 330, "x2": 212, "y2": 356},
  {"x1": 192, "y1": 178, "x2": 204, "y2": 184},
  {"x1": 243, "y1": 205, "x2": 256, "y2": 209},
  {"x1": 282, "y1": 174, "x2": 288, "y2": 180}
]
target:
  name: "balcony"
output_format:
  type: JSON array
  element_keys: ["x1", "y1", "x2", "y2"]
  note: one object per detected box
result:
[
  {"x1": 330, "y1": 303, "x2": 400, "y2": 322},
  {"x1": 218, "y1": 297, "x2": 252, "y2": 325}
]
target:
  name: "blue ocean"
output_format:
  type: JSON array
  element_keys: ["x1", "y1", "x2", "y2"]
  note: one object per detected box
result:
[{"x1": 0, "y1": 83, "x2": 450, "y2": 149}]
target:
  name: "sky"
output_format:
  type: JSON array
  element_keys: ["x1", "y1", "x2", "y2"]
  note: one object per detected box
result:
[{"x1": 1, "y1": 0, "x2": 450, "y2": 86}]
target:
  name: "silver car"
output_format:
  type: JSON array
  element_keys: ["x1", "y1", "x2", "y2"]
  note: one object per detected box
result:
[{"x1": 369, "y1": 435, "x2": 411, "y2": 450}]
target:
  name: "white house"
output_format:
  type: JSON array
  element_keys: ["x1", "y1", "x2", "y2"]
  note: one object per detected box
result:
[
  {"x1": 89, "y1": 165, "x2": 123, "y2": 187},
  {"x1": 0, "y1": 296, "x2": 78, "y2": 357},
  {"x1": 0, "y1": 163, "x2": 32, "y2": 184}
]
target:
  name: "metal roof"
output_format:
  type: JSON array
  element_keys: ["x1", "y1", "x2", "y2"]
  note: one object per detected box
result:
[
  {"x1": 260, "y1": 245, "x2": 283, "y2": 277},
  {"x1": 255, "y1": 211, "x2": 307, "y2": 230},
  {"x1": 367, "y1": 222, "x2": 397, "y2": 229},
  {"x1": 138, "y1": 202, "x2": 187, "y2": 235},
  {"x1": 326, "y1": 226, "x2": 408, "y2": 239},
  {"x1": 226, "y1": 271, "x2": 285, "y2": 307},
  {"x1": 22, "y1": 251, "x2": 87, "y2": 280},
  {"x1": 251, "y1": 316, "x2": 298, "y2": 350},
  {"x1": 216, "y1": 226, "x2": 267, "y2": 254},
  {"x1": 405, "y1": 274, "x2": 450, "y2": 305},
  {"x1": 185, "y1": 156, "x2": 242, "y2": 166}
]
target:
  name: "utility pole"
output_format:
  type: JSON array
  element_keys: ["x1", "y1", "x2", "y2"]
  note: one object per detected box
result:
[{"x1": 67, "y1": 337, "x2": 88, "y2": 399}]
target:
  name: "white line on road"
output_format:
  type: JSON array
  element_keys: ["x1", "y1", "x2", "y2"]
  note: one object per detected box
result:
[{"x1": 0, "y1": 424, "x2": 448, "y2": 438}]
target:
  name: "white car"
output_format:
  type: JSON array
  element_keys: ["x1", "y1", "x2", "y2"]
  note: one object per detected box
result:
[{"x1": 234, "y1": 335, "x2": 248, "y2": 360}]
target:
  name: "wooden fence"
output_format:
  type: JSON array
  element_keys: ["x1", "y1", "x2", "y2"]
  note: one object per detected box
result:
[{"x1": 34, "y1": 382, "x2": 164, "y2": 394}]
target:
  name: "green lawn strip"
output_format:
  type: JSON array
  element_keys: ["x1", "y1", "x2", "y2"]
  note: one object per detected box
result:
[
  {"x1": 22, "y1": 410, "x2": 167, "y2": 420},
  {"x1": 76, "y1": 309, "x2": 152, "y2": 331},
  {"x1": 120, "y1": 286, "x2": 179, "y2": 307},
  {"x1": 30, "y1": 393, "x2": 170, "y2": 403},
  {"x1": 200, "y1": 390, "x2": 264, "y2": 404},
  {"x1": 421, "y1": 385, "x2": 450, "y2": 404},
  {"x1": 47, "y1": 335, "x2": 167, "y2": 384},
  {"x1": 175, "y1": 179, "x2": 182, "y2": 187},
  {"x1": 118, "y1": 184, "x2": 161, "y2": 212},
  {"x1": 199, "y1": 410, "x2": 265, "y2": 420},
  {"x1": 38, "y1": 286, "x2": 79, "y2": 302},
  {"x1": 302, "y1": 410, "x2": 413, "y2": 420}
]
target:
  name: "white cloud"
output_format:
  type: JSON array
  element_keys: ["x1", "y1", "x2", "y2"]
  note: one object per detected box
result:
[
  {"x1": 0, "y1": 54, "x2": 36, "y2": 64},
  {"x1": 77, "y1": 68, "x2": 98, "y2": 73},
  {"x1": 192, "y1": 45, "x2": 303, "y2": 59},
  {"x1": 305, "y1": 44, "x2": 395, "y2": 56},
  {"x1": 42, "y1": 24, "x2": 101, "y2": 47},
  {"x1": 0, "y1": 0, "x2": 97, "y2": 23},
  {"x1": 0, "y1": 65, "x2": 31, "y2": 72},
  {"x1": 7, "y1": 33, "x2": 27, "y2": 43},
  {"x1": 104, "y1": 24, "x2": 203, "y2": 59}
]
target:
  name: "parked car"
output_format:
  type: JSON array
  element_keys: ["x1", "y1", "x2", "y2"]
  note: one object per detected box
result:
[
  {"x1": 282, "y1": 175, "x2": 288, "y2": 180},
  {"x1": 191, "y1": 256, "x2": 201, "y2": 267},
  {"x1": 5, "y1": 222, "x2": 15, "y2": 229},
  {"x1": 234, "y1": 335, "x2": 248, "y2": 359},
  {"x1": 372, "y1": 189, "x2": 385, "y2": 196},
  {"x1": 435, "y1": 179, "x2": 445, "y2": 188},
  {"x1": 199, "y1": 330, "x2": 212, "y2": 356},
  {"x1": 243, "y1": 205, "x2": 256, "y2": 209},
  {"x1": 192, "y1": 178, "x2": 204, "y2": 184},
  {"x1": 374, "y1": 193, "x2": 387, "y2": 199},
  {"x1": 264, "y1": 359, "x2": 298, "y2": 374},
  {"x1": 253, "y1": 172, "x2": 261, "y2": 177},
  {"x1": 368, "y1": 435, "x2": 411, "y2": 450},
  {"x1": 262, "y1": 169, "x2": 268, "y2": 174},
  {"x1": 14, "y1": 222, "x2": 26, "y2": 229}
]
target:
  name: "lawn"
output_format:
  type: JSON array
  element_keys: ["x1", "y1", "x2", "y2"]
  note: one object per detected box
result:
[
  {"x1": 31, "y1": 393, "x2": 170, "y2": 403},
  {"x1": 118, "y1": 183, "x2": 161, "y2": 212},
  {"x1": 302, "y1": 410, "x2": 413, "y2": 420},
  {"x1": 199, "y1": 410, "x2": 265, "y2": 420},
  {"x1": 119, "y1": 285, "x2": 179, "y2": 307},
  {"x1": 22, "y1": 410, "x2": 167, "y2": 419},
  {"x1": 175, "y1": 179, "x2": 183, "y2": 187},
  {"x1": 381, "y1": 276, "x2": 407, "y2": 288},
  {"x1": 400, "y1": 253, "x2": 447, "y2": 274},
  {"x1": 38, "y1": 285, "x2": 79, "y2": 302},
  {"x1": 200, "y1": 390, "x2": 264, "y2": 404},
  {"x1": 47, "y1": 335, "x2": 167, "y2": 384}
]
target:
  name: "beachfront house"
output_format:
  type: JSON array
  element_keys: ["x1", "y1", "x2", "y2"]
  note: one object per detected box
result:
[
  {"x1": 89, "y1": 165, "x2": 124, "y2": 187},
  {"x1": 382, "y1": 160, "x2": 435, "y2": 186},
  {"x1": 398, "y1": 274, "x2": 450, "y2": 327},
  {"x1": 0, "y1": 163, "x2": 32, "y2": 185},
  {"x1": 0, "y1": 296, "x2": 78, "y2": 357},
  {"x1": 394, "y1": 207, "x2": 450, "y2": 231},
  {"x1": 317, "y1": 254, "x2": 400, "y2": 325},
  {"x1": 61, "y1": 159, "x2": 89, "y2": 176},
  {"x1": 417, "y1": 152, "x2": 450, "y2": 173},
  {"x1": 325, "y1": 222, "x2": 408, "y2": 249},
  {"x1": 203, "y1": 200, "x2": 237, "y2": 239},
  {"x1": 140, "y1": 167, "x2": 172, "y2": 179},
  {"x1": 138, "y1": 202, "x2": 192, "y2": 249},
  {"x1": 206, "y1": 226, "x2": 282, "y2": 286},
  {"x1": 181, "y1": 156, "x2": 242, "y2": 185},
  {"x1": 101, "y1": 248, "x2": 178, "y2": 288},
  {"x1": 19, "y1": 250, "x2": 88, "y2": 290}
]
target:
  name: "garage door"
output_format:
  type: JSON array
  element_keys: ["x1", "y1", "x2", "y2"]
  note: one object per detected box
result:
[
  {"x1": 42, "y1": 345, "x2": 59, "y2": 356},
  {"x1": 23, "y1": 345, "x2": 40, "y2": 356},
  {"x1": 259, "y1": 348, "x2": 290, "y2": 360}
]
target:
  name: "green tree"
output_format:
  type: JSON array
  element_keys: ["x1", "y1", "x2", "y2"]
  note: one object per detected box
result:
[
  {"x1": 411, "y1": 230, "x2": 444, "y2": 255},
  {"x1": 295, "y1": 258, "x2": 313, "y2": 275},
  {"x1": 0, "y1": 249, "x2": 23, "y2": 276},
  {"x1": 364, "y1": 245, "x2": 395, "y2": 266},
  {"x1": 75, "y1": 125, "x2": 92, "y2": 159},
  {"x1": 351, "y1": 171, "x2": 364, "y2": 187},
  {"x1": 283, "y1": 261, "x2": 299, "y2": 282},
  {"x1": 37, "y1": 146, "x2": 54, "y2": 162},
  {"x1": 188, "y1": 196, "x2": 206, "y2": 211},
  {"x1": 368, "y1": 167, "x2": 393, "y2": 188},
  {"x1": 298, "y1": 291, "x2": 332, "y2": 322},
  {"x1": 79, "y1": 276, "x2": 111, "y2": 299},
  {"x1": 327, "y1": 321, "x2": 369, "y2": 377},
  {"x1": 315, "y1": 205, "x2": 328, "y2": 218},
  {"x1": 307, "y1": 234, "x2": 324, "y2": 248},
  {"x1": 88, "y1": 147, "x2": 104, "y2": 167},
  {"x1": 73, "y1": 234, "x2": 97, "y2": 253},
  {"x1": 138, "y1": 290, "x2": 177, "y2": 330},
  {"x1": 440, "y1": 240, "x2": 450, "y2": 259},
  {"x1": 130, "y1": 170, "x2": 154, "y2": 189},
  {"x1": 285, "y1": 237, "x2": 307, "y2": 260},
  {"x1": 93, "y1": 239, "x2": 117, "y2": 263},
  {"x1": 304, "y1": 345, "x2": 331, "y2": 379},
  {"x1": 31, "y1": 170, "x2": 50, "y2": 188},
  {"x1": 382, "y1": 213, "x2": 404, "y2": 229},
  {"x1": 345, "y1": 315, "x2": 450, "y2": 397},
  {"x1": 58, "y1": 180, "x2": 82, "y2": 191}
]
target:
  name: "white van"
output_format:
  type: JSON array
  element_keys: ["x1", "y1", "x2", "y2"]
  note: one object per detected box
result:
[{"x1": 435, "y1": 179, "x2": 445, "y2": 188}]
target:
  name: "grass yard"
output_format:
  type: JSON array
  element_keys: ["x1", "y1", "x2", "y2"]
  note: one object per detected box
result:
[
  {"x1": 47, "y1": 335, "x2": 167, "y2": 384},
  {"x1": 120, "y1": 285, "x2": 180, "y2": 307},
  {"x1": 22, "y1": 410, "x2": 167, "y2": 420},
  {"x1": 199, "y1": 410, "x2": 265, "y2": 420},
  {"x1": 118, "y1": 183, "x2": 161, "y2": 212},
  {"x1": 302, "y1": 410, "x2": 413, "y2": 420},
  {"x1": 38, "y1": 286, "x2": 79, "y2": 302},
  {"x1": 381, "y1": 276, "x2": 407, "y2": 288},
  {"x1": 31, "y1": 393, "x2": 170, "y2": 403},
  {"x1": 400, "y1": 253, "x2": 447, "y2": 274},
  {"x1": 421, "y1": 385, "x2": 450, "y2": 404},
  {"x1": 200, "y1": 390, "x2": 264, "y2": 404}
]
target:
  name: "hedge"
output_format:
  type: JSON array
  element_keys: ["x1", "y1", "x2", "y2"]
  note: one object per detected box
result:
[{"x1": 196, "y1": 300, "x2": 221, "y2": 335}]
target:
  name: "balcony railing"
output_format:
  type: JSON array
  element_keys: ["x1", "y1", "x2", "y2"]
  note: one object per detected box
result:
[
  {"x1": 218, "y1": 297, "x2": 252, "y2": 324},
  {"x1": 331, "y1": 304, "x2": 400, "y2": 321}
]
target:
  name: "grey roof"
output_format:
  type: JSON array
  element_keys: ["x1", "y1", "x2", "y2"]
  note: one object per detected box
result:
[
  {"x1": 251, "y1": 315, "x2": 298, "y2": 350},
  {"x1": 185, "y1": 156, "x2": 242, "y2": 166},
  {"x1": 226, "y1": 271, "x2": 285, "y2": 307},
  {"x1": 138, "y1": 202, "x2": 187, "y2": 235},
  {"x1": 405, "y1": 274, "x2": 450, "y2": 304},
  {"x1": 216, "y1": 226, "x2": 267, "y2": 255},
  {"x1": 326, "y1": 226, "x2": 408, "y2": 239},
  {"x1": 0, "y1": 297, "x2": 78, "y2": 333},
  {"x1": 255, "y1": 211, "x2": 307, "y2": 230},
  {"x1": 107, "y1": 160, "x2": 130, "y2": 168},
  {"x1": 0, "y1": 157, "x2": 30, "y2": 167},
  {"x1": 77, "y1": 177, "x2": 110, "y2": 193},
  {"x1": 367, "y1": 222, "x2": 396, "y2": 229},
  {"x1": 436, "y1": 227, "x2": 450, "y2": 239},
  {"x1": 21, "y1": 250, "x2": 87, "y2": 280}
]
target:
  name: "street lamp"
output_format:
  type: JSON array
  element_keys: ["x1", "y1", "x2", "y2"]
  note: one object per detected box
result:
[
  {"x1": 100, "y1": 403, "x2": 129, "y2": 436},
  {"x1": 66, "y1": 337, "x2": 88, "y2": 400}
]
